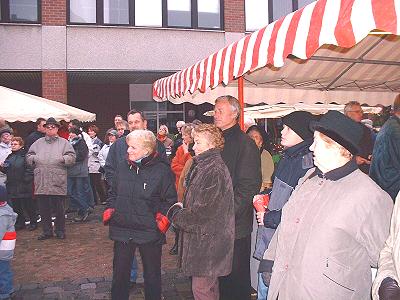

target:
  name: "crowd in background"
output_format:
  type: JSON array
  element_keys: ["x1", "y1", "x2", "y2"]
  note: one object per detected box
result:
[{"x1": 0, "y1": 94, "x2": 400, "y2": 300}]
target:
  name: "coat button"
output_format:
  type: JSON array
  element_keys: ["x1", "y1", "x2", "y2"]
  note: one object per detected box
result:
[
  {"x1": 285, "y1": 264, "x2": 288, "y2": 270},
  {"x1": 295, "y1": 218, "x2": 300, "y2": 223}
]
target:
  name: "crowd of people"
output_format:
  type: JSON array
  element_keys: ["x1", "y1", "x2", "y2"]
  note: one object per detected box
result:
[{"x1": 0, "y1": 94, "x2": 400, "y2": 300}]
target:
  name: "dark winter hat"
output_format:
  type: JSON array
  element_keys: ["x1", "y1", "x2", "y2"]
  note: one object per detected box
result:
[
  {"x1": 310, "y1": 110, "x2": 363, "y2": 155},
  {"x1": 44, "y1": 117, "x2": 60, "y2": 128},
  {"x1": 282, "y1": 111, "x2": 315, "y2": 140},
  {"x1": 68, "y1": 127, "x2": 82, "y2": 135},
  {"x1": 0, "y1": 185, "x2": 8, "y2": 203},
  {"x1": 0, "y1": 126, "x2": 13, "y2": 137}
]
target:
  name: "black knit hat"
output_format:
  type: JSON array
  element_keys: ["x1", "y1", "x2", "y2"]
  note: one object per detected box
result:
[
  {"x1": 282, "y1": 111, "x2": 315, "y2": 140},
  {"x1": 310, "y1": 110, "x2": 363, "y2": 155}
]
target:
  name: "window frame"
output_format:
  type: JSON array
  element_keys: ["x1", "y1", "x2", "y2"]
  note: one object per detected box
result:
[
  {"x1": 0, "y1": 0, "x2": 41, "y2": 24},
  {"x1": 67, "y1": 0, "x2": 224, "y2": 30}
]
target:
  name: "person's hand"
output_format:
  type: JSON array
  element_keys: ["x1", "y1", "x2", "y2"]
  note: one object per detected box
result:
[
  {"x1": 256, "y1": 211, "x2": 265, "y2": 225},
  {"x1": 379, "y1": 277, "x2": 400, "y2": 300},
  {"x1": 355, "y1": 155, "x2": 371, "y2": 165},
  {"x1": 182, "y1": 141, "x2": 189, "y2": 154},
  {"x1": 156, "y1": 212, "x2": 170, "y2": 234}
]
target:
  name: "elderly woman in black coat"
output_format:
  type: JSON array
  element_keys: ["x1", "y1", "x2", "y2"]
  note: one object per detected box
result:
[
  {"x1": 0, "y1": 136, "x2": 36, "y2": 230},
  {"x1": 172, "y1": 124, "x2": 235, "y2": 300},
  {"x1": 104, "y1": 129, "x2": 177, "y2": 300}
]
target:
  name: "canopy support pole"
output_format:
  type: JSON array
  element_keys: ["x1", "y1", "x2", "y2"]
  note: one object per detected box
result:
[{"x1": 239, "y1": 76, "x2": 244, "y2": 130}]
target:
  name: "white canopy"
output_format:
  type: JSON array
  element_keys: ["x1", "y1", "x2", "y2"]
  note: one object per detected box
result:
[{"x1": 0, "y1": 86, "x2": 96, "y2": 122}]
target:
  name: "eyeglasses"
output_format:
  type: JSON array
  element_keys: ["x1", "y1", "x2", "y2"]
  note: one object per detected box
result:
[{"x1": 46, "y1": 125, "x2": 57, "y2": 129}]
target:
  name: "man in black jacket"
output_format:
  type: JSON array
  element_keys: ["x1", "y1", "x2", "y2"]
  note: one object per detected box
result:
[
  {"x1": 25, "y1": 118, "x2": 46, "y2": 151},
  {"x1": 214, "y1": 95, "x2": 262, "y2": 300}
]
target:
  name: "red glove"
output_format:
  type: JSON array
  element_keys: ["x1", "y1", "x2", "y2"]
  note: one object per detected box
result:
[
  {"x1": 155, "y1": 212, "x2": 170, "y2": 234},
  {"x1": 103, "y1": 208, "x2": 115, "y2": 225}
]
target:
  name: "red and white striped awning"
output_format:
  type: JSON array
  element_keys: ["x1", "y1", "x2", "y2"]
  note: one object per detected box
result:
[{"x1": 153, "y1": 0, "x2": 400, "y2": 106}]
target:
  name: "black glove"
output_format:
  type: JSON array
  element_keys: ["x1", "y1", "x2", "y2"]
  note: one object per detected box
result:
[
  {"x1": 264, "y1": 209, "x2": 282, "y2": 229},
  {"x1": 379, "y1": 277, "x2": 400, "y2": 300},
  {"x1": 258, "y1": 259, "x2": 274, "y2": 287}
]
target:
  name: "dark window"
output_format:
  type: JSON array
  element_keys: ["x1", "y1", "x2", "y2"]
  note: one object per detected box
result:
[
  {"x1": 298, "y1": 0, "x2": 315, "y2": 9},
  {"x1": 0, "y1": 0, "x2": 40, "y2": 23},
  {"x1": 272, "y1": 0, "x2": 292, "y2": 21},
  {"x1": 68, "y1": 0, "x2": 223, "y2": 30},
  {"x1": 104, "y1": 0, "x2": 129, "y2": 24}
]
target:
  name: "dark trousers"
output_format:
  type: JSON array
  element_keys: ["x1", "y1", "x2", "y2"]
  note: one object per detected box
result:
[
  {"x1": 89, "y1": 173, "x2": 106, "y2": 204},
  {"x1": 37, "y1": 195, "x2": 65, "y2": 235},
  {"x1": 112, "y1": 240, "x2": 162, "y2": 300},
  {"x1": 219, "y1": 235, "x2": 251, "y2": 300},
  {"x1": 11, "y1": 197, "x2": 37, "y2": 227}
]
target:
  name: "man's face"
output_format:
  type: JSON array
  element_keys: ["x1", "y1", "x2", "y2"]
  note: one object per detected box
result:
[
  {"x1": 346, "y1": 105, "x2": 363, "y2": 123},
  {"x1": 280, "y1": 125, "x2": 303, "y2": 148},
  {"x1": 114, "y1": 116, "x2": 123, "y2": 126},
  {"x1": 127, "y1": 113, "x2": 147, "y2": 131},
  {"x1": 213, "y1": 100, "x2": 237, "y2": 131},
  {"x1": 0, "y1": 133, "x2": 11, "y2": 144},
  {"x1": 37, "y1": 121, "x2": 46, "y2": 133},
  {"x1": 45, "y1": 125, "x2": 59, "y2": 137}
]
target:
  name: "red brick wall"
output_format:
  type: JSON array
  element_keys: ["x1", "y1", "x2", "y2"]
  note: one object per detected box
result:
[
  {"x1": 224, "y1": 0, "x2": 245, "y2": 32},
  {"x1": 42, "y1": 0, "x2": 66, "y2": 26},
  {"x1": 42, "y1": 71, "x2": 67, "y2": 103}
]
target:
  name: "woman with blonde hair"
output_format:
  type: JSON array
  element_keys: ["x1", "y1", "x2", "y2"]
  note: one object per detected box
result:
[
  {"x1": 104, "y1": 129, "x2": 177, "y2": 300},
  {"x1": 171, "y1": 124, "x2": 235, "y2": 300}
]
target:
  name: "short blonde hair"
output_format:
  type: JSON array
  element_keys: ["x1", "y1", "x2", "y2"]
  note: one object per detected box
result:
[
  {"x1": 317, "y1": 131, "x2": 352, "y2": 160},
  {"x1": 181, "y1": 123, "x2": 194, "y2": 136},
  {"x1": 193, "y1": 124, "x2": 224, "y2": 150},
  {"x1": 126, "y1": 130, "x2": 157, "y2": 154},
  {"x1": 116, "y1": 120, "x2": 128, "y2": 130}
]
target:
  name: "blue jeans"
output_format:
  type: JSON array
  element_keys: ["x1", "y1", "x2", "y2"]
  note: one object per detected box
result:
[
  {"x1": 130, "y1": 254, "x2": 138, "y2": 282},
  {"x1": 68, "y1": 177, "x2": 90, "y2": 215},
  {"x1": 85, "y1": 176, "x2": 95, "y2": 208},
  {"x1": 257, "y1": 272, "x2": 268, "y2": 300},
  {"x1": 0, "y1": 260, "x2": 13, "y2": 299}
]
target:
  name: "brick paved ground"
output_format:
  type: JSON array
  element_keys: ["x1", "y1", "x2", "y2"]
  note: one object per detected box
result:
[{"x1": 10, "y1": 206, "x2": 194, "y2": 299}]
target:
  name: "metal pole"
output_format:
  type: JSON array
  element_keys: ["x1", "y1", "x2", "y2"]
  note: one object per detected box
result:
[{"x1": 239, "y1": 77, "x2": 244, "y2": 130}]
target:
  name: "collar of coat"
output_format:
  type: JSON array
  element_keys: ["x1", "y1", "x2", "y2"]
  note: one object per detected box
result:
[
  {"x1": 283, "y1": 139, "x2": 313, "y2": 158},
  {"x1": 221, "y1": 123, "x2": 241, "y2": 139},
  {"x1": 193, "y1": 148, "x2": 221, "y2": 164},
  {"x1": 44, "y1": 135, "x2": 59, "y2": 143},
  {"x1": 314, "y1": 158, "x2": 358, "y2": 181},
  {"x1": 127, "y1": 151, "x2": 159, "y2": 169}
]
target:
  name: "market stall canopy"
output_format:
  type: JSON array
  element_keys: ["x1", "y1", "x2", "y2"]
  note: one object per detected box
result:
[
  {"x1": 244, "y1": 103, "x2": 382, "y2": 119},
  {"x1": 0, "y1": 86, "x2": 96, "y2": 122},
  {"x1": 153, "y1": 0, "x2": 400, "y2": 106}
]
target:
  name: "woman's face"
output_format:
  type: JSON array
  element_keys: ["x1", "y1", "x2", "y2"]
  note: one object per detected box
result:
[
  {"x1": 88, "y1": 129, "x2": 96, "y2": 138},
  {"x1": 193, "y1": 134, "x2": 212, "y2": 156},
  {"x1": 117, "y1": 126, "x2": 125, "y2": 137},
  {"x1": 69, "y1": 132, "x2": 77, "y2": 140},
  {"x1": 248, "y1": 130, "x2": 263, "y2": 149},
  {"x1": 182, "y1": 132, "x2": 193, "y2": 144},
  {"x1": 108, "y1": 135, "x2": 117, "y2": 144},
  {"x1": 309, "y1": 131, "x2": 340, "y2": 173},
  {"x1": 127, "y1": 139, "x2": 148, "y2": 161},
  {"x1": 11, "y1": 141, "x2": 22, "y2": 152}
]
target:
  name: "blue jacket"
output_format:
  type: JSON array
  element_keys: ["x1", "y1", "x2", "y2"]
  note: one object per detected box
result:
[
  {"x1": 254, "y1": 140, "x2": 313, "y2": 259},
  {"x1": 370, "y1": 116, "x2": 400, "y2": 200}
]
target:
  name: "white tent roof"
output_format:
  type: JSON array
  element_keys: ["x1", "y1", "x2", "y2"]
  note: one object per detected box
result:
[{"x1": 0, "y1": 86, "x2": 96, "y2": 122}]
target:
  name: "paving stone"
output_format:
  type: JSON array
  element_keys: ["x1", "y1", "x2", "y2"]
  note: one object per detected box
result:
[
  {"x1": 92, "y1": 292, "x2": 110, "y2": 299},
  {"x1": 13, "y1": 283, "x2": 21, "y2": 291},
  {"x1": 88, "y1": 277, "x2": 105, "y2": 283},
  {"x1": 72, "y1": 278, "x2": 89, "y2": 285},
  {"x1": 43, "y1": 293, "x2": 60, "y2": 299},
  {"x1": 63, "y1": 283, "x2": 80, "y2": 291},
  {"x1": 21, "y1": 283, "x2": 39, "y2": 290},
  {"x1": 43, "y1": 286, "x2": 63, "y2": 294},
  {"x1": 80, "y1": 282, "x2": 97, "y2": 290},
  {"x1": 39, "y1": 281, "x2": 55, "y2": 288}
]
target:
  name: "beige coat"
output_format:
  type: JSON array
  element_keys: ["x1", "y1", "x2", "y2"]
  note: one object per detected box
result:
[
  {"x1": 264, "y1": 167, "x2": 393, "y2": 300},
  {"x1": 26, "y1": 136, "x2": 76, "y2": 196},
  {"x1": 372, "y1": 193, "x2": 400, "y2": 299}
]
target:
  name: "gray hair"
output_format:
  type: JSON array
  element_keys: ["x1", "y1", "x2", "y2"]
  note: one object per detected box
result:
[
  {"x1": 126, "y1": 130, "x2": 156, "y2": 154},
  {"x1": 215, "y1": 95, "x2": 241, "y2": 120},
  {"x1": 344, "y1": 101, "x2": 361, "y2": 115}
]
